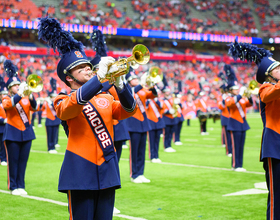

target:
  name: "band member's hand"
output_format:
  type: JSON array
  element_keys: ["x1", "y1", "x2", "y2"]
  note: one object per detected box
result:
[
  {"x1": 18, "y1": 82, "x2": 29, "y2": 97},
  {"x1": 115, "y1": 75, "x2": 125, "y2": 91},
  {"x1": 169, "y1": 108, "x2": 175, "y2": 115},
  {"x1": 97, "y1": 57, "x2": 115, "y2": 81},
  {"x1": 3, "y1": 118, "x2": 7, "y2": 124},
  {"x1": 174, "y1": 98, "x2": 180, "y2": 105},
  {"x1": 239, "y1": 86, "x2": 246, "y2": 96}
]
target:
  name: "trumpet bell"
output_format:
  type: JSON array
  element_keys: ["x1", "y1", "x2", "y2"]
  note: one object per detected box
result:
[
  {"x1": 131, "y1": 44, "x2": 150, "y2": 65},
  {"x1": 148, "y1": 66, "x2": 163, "y2": 84},
  {"x1": 27, "y1": 74, "x2": 43, "y2": 93}
]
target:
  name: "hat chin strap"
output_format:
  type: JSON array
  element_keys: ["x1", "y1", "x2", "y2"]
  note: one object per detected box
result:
[
  {"x1": 65, "y1": 72, "x2": 84, "y2": 86},
  {"x1": 268, "y1": 74, "x2": 279, "y2": 83}
]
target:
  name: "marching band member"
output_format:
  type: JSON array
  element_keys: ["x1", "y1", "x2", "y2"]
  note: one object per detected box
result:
[
  {"x1": 40, "y1": 82, "x2": 61, "y2": 154},
  {"x1": 90, "y1": 30, "x2": 130, "y2": 165},
  {"x1": 182, "y1": 93, "x2": 196, "y2": 126},
  {"x1": 126, "y1": 70, "x2": 157, "y2": 183},
  {"x1": 217, "y1": 71, "x2": 232, "y2": 157},
  {"x1": 229, "y1": 40, "x2": 280, "y2": 220},
  {"x1": 195, "y1": 91, "x2": 209, "y2": 135},
  {"x1": 224, "y1": 64, "x2": 252, "y2": 172},
  {"x1": 0, "y1": 76, "x2": 7, "y2": 166},
  {"x1": 173, "y1": 93, "x2": 184, "y2": 145},
  {"x1": 2, "y1": 60, "x2": 38, "y2": 195},
  {"x1": 146, "y1": 97, "x2": 165, "y2": 163},
  {"x1": 38, "y1": 17, "x2": 136, "y2": 220},
  {"x1": 162, "y1": 87, "x2": 177, "y2": 152}
]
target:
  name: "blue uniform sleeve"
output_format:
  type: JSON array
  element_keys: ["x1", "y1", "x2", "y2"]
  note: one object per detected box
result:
[
  {"x1": 29, "y1": 94, "x2": 37, "y2": 110},
  {"x1": 134, "y1": 84, "x2": 143, "y2": 93},
  {"x1": 116, "y1": 83, "x2": 136, "y2": 113},
  {"x1": 0, "y1": 118, "x2": 5, "y2": 124},
  {"x1": 149, "y1": 87, "x2": 158, "y2": 96},
  {"x1": 235, "y1": 95, "x2": 242, "y2": 103},
  {"x1": 11, "y1": 94, "x2": 22, "y2": 106},
  {"x1": 76, "y1": 76, "x2": 103, "y2": 105}
]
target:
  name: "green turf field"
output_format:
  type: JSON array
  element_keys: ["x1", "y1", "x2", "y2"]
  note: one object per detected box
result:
[{"x1": 0, "y1": 113, "x2": 267, "y2": 220}]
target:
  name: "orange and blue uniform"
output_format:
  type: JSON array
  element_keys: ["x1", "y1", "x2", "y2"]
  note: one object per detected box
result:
[
  {"x1": 162, "y1": 96, "x2": 177, "y2": 149},
  {"x1": 54, "y1": 77, "x2": 136, "y2": 193},
  {"x1": 146, "y1": 98, "x2": 165, "y2": 160},
  {"x1": 101, "y1": 81, "x2": 130, "y2": 162},
  {"x1": 195, "y1": 96, "x2": 208, "y2": 133},
  {"x1": 182, "y1": 99, "x2": 196, "y2": 126},
  {"x1": 126, "y1": 84, "x2": 157, "y2": 179},
  {"x1": 218, "y1": 94, "x2": 232, "y2": 155},
  {"x1": 40, "y1": 99, "x2": 61, "y2": 151},
  {"x1": 259, "y1": 81, "x2": 280, "y2": 220},
  {"x1": 0, "y1": 103, "x2": 7, "y2": 163},
  {"x1": 2, "y1": 94, "x2": 37, "y2": 190},
  {"x1": 174, "y1": 102, "x2": 184, "y2": 143},
  {"x1": 225, "y1": 94, "x2": 252, "y2": 168}
]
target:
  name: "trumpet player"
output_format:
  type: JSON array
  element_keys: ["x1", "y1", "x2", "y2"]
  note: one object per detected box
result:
[
  {"x1": 228, "y1": 39, "x2": 280, "y2": 220},
  {"x1": 0, "y1": 76, "x2": 7, "y2": 166},
  {"x1": 2, "y1": 60, "x2": 38, "y2": 196},
  {"x1": 38, "y1": 17, "x2": 137, "y2": 220},
  {"x1": 225, "y1": 69, "x2": 252, "y2": 172},
  {"x1": 162, "y1": 87, "x2": 177, "y2": 152},
  {"x1": 146, "y1": 97, "x2": 165, "y2": 163},
  {"x1": 173, "y1": 93, "x2": 184, "y2": 145},
  {"x1": 126, "y1": 70, "x2": 158, "y2": 183},
  {"x1": 40, "y1": 90, "x2": 61, "y2": 154}
]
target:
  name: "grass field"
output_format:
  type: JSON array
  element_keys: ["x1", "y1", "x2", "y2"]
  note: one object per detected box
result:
[{"x1": 0, "y1": 113, "x2": 267, "y2": 220}]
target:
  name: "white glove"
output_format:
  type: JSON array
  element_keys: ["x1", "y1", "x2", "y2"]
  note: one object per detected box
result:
[
  {"x1": 3, "y1": 118, "x2": 7, "y2": 124},
  {"x1": 239, "y1": 86, "x2": 247, "y2": 96},
  {"x1": 169, "y1": 108, "x2": 175, "y2": 115},
  {"x1": 115, "y1": 75, "x2": 125, "y2": 91},
  {"x1": 174, "y1": 98, "x2": 180, "y2": 105},
  {"x1": 18, "y1": 82, "x2": 29, "y2": 97},
  {"x1": 97, "y1": 57, "x2": 116, "y2": 81},
  {"x1": 222, "y1": 94, "x2": 227, "y2": 100}
]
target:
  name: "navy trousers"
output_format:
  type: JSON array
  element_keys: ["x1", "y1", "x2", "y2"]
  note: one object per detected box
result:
[
  {"x1": 230, "y1": 130, "x2": 246, "y2": 168},
  {"x1": 164, "y1": 124, "x2": 175, "y2": 149},
  {"x1": 148, "y1": 129, "x2": 162, "y2": 159},
  {"x1": 200, "y1": 120, "x2": 207, "y2": 132},
  {"x1": 5, "y1": 140, "x2": 31, "y2": 190},
  {"x1": 31, "y1": 111, "x2": 42, "y2": 126},
  {"x1": 129, "y1": 131, "x2": 147, "y2": 179},
  {"x1": 0, "y1": 133, "x2": 6, "y2": 162},
  {"x1": 174, "y1": 121, "x2": 183, "y2": 142},
  {"x1": 67, "y1": 188, "x2": 115, "y2": 220},
  {"x1": 222, "y1": 125, "x2": 232, "y2": 155},
  {"x1": 46, "y1": 125, "x2": 59, "y2": 151},
  {"x1": 263, "y1": 158, "x2": 280, "y2": 220},
  {"x1": 114, "y1": 140, "x2": 123, "y2": 162},
  {"x1": 38, "y1": 111, "x2": 42, "y2": 125}
]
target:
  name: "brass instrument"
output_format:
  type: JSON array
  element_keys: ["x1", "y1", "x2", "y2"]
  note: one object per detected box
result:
[
  {"x1": 243, "y1": 80, "x2": 259, "y2": 98},
  {"x1": 97, "y1": 44, "x2": 150, "y2": 83},
  {"x1": 141, "y1": 66, "x2": 163, "y2": 88},
  {"x1": 172, "y1": 94, "x2": 180, "y2": 118},
  {"x1": 22, "y1": 74, "x2": 43, "y2": 96},
  {"x1": 27, "y1": 74, "x2": 43, "y2": 93}
]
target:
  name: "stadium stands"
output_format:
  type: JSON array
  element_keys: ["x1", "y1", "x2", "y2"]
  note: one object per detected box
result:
[{"x1": 1, "y1": 0, "x2": 279, "y2": 37}]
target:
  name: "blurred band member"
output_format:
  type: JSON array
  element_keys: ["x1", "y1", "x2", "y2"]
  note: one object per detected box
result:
[
  {"x1": 0, "y1": 76, "x2": 7, "y2": 166},
  {"x1": 173, "y1": 93, "x2": 184, "y2": 145},
  {"x1": 225, "y1": 68, "x2": 252, "y2": 172},
  {"x1": 2, "y1": 60, "x2": 38, "y2": 195},
  {"x1": 162, "y1": 87, "x2": 177, "y2": 152},
  {"x1": 195, "y1": 91, "x2": 209, "y2": 135},
  {"x1": 146, "y1": 97, "x2": 165, "y2": 163},
  {"x1": 126, "y1": 70, "x2": 158, "y2": 183}
]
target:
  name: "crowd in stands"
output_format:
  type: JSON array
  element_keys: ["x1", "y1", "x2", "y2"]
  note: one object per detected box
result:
[
  {"x1": 0, "y1": 0, "x2": 279, "y2": 38},
  {"x1": 0, "y1": 51, "x2": 258, "y2": 104}
]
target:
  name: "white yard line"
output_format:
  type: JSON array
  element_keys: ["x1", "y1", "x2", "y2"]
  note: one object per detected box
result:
[
  {"x1": 0, "y1": 189, "x2": 147, "y2": 220},
  {"x1": 30, "y1": 150, "x2": 264, "y2": 175}
]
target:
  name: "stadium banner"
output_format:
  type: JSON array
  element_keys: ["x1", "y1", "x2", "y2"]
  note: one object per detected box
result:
[
  {"x1": 0, "y1": 46, "x2": 247, "y2": 63},
  {"x1": 0, "y1": 19, "x2": 262, "y2": 44}
]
